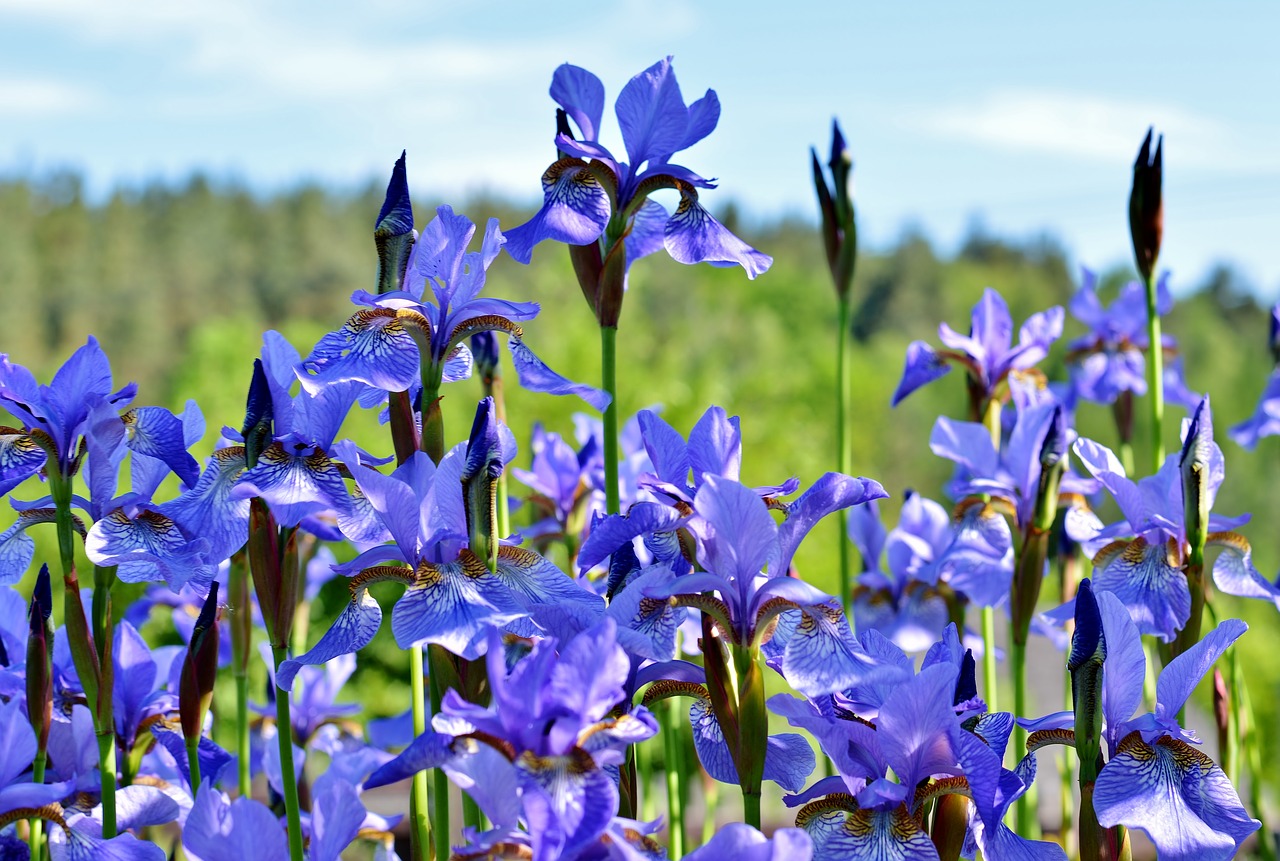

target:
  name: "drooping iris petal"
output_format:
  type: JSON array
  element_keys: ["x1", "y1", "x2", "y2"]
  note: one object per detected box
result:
[
  {"x1": 892, "y1": 341, "x2": 952, "y2": 406},
  {"x1": 85, "y1": 507, "x2": 213, "y2": 592},
  {"x1": 183, "y1": 786, "x2": 289, "y2": 861},
  {"x1": 50, "y1": 814, "x2": 168, "y2": 861},
  {"x1": 390, "y1": 554, "x2": 526, "y2": 659},
  {"x1": 777, "y1": 472, "x2": 888, "y2": 575},
  {"x1": 364, "y1": 731, "x2": 459, "y2": 790},
  {"x1": 507, "y1": 338, "x2": 611, "y2": 412},
  {"x1": 664, "y1": 190, "x2": 772, "y2": 278},
  {"x1": 606, "y1": 565, "x2": 685, "y2": 661},
  {"x1": 624, "y1": 198, "x2": 670, "y2": 271},
  {"x1": 689, "y1": 695, "x2": 814, "y2": 792},
  {"x1": 231, "y1": 441, "x2": 350, "y2": 528},
  {"x1": 1094, "y1": 736, "x2": 1259, "y2": 861},
  {"x1": 503, "y1": 161, "x2": 611, "y2": 264},
  {"x1": 517, "y1": 748, "x2": 617, "y2": 860},
  {"x1": 152, "y1": 728, "x2": 233, "y2": 795},
  {"x1": 495, "y1": 546, "x2": 604, "y2": 638},
  {"x1": 1208, "y1": 533, "x2": 1280, "y2": 607},
  {"x1": 0, "y1": 428, "x2": 44, "y2": 496},
  {"x1": 1229, "y1": 370, "x2": 1280, "y2": 450},
  {"x1": 276, "y1": 585, "x2": 382, "y2": 692},
  {"x1": 757, "y1": 590, "x2": 878, "y2": 697},
  {"x1": 1093, "y1": 538, "x2": 1188, "y2": 642},
  {"x1": 122, "y1": 406, "x2": 200, "y2": 487},
  {"x1": 298, "y1": 309, "x2": 424, "y2": 395},
  {"x1": 161, "y1": 447, "x2": 250, "y2": 565},
  {"x1": 0, "y1": 509, "x2": 43, "y2": 585},
  {"x1": 797, "y1": 798, "x2": 938, "y2": 861},
  {"x1": 929, "y1": 417, "x2": 1000, "y2": 480}
]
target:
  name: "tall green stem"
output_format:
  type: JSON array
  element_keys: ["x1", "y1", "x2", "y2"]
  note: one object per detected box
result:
[
  {"x1": 731, "y1": 644, "x2": 766, "y2": 830},
  {"x1": 428, "y1": 655, "x2": 450, "y2": 861},
  {"x1": 271, "y1": 645, "x2": 306, "y2": 861},
  {"x1": 28, "y1": 753, "x2": 46, "y2": 859},
  {"x1": 230, "y1": 553, "x2": 252, "y2": 797},
  {"x1": 600, "y1": 325, "x2": 620, "y2": 515},
  {"x1": 661, "y1": 699, "x2": 685, "y2": 858},
  {"x1": 836, "y1": 294, "x2": 855, "y2": 615},
  {"x1": 186, "y1": 733, "x2": 202, "y2": 790},
  {"x1": 1142, "y1": 270, "x2": 1165, "y2": 471},
  {"x1": 409, "y1": 646, "x2": 432, "y2": 861},
  {"x1": 980, "y1": 397, "x2": 1001, "y2": 713},
  {"x1": 1010, "y1": 639, "x2": 1034, "y2": 836}
]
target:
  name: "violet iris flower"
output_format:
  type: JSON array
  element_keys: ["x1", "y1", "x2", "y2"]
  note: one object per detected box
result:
[
  {"x1": 47, "y1": 784, "x2": 177, "y2": 861},
  {"x1": 365, "y1": 620, "x2": 658, "y2": 861},
  {"x1": 1066, "y1": 268, "x2": 1200, "y2": 410},
  {"x1": 505, "y1": 59, "x2": 771, "y2": 279},
  {"x1": 297, "y1": 198, "x2": 609, "y2": 412},
  {"x1": 276, "y1": 415, "x2": 603, "y2": 690},
  {"x1": 1068, "y1": 399, "x2": 1274, "y2": 641},
  {"x1": 847, "y1": 494, "x2": 951, "y2": 652},
  {"x1": 769, "y1": 627, "x2": 1064, "y2": 861},
  {"x1": 683, "y1": 824, "x2": 813, "y2": 861},
  {"x1": 511, "y1": 422, "x2": 601, "y2": 545},
  {"x1": 183, "y1": 780, "x2": 363, "y2": 861},
  {"x1": 1230, "y1": 369, "x2": 1280, "y2": 450},
  {"x1": 892, "y1": 288, "x2": 1063, "y2": 407},
  {"x1": 1023, "y1": 590, "x2": 1258, "y2": 860}
]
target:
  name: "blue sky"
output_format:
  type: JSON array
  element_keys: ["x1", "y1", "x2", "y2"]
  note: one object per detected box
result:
[{"x1": 3, "y1": 0, "x2": 1277, "y2": 293}]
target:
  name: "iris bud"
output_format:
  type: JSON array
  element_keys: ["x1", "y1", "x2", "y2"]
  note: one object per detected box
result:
[
  {"x1": 470, "y1": 331, "x2": 501, "y2": 386},
  {"x1": 462, "y1": 397, "x2": 505, "y2": 570},
  {"x1": 1033, "y1": 406, "x2": 1067, "y2": 531},
  {"x1": 811, "y1": 120, "x2": 857, "y2": 298},
  {"x1": 241, "y1": 359, "x2": 273, "y2": 470},
  {"x1": 26, "y1": 564, "x2": 53, "y2": 749},
  {"x1": 1128, "y1": 128, "x2": 1163, "y2": 283},
  {"x1": 374, "y1": 151, "x2": 416, "y2": 294},
  {"x1": 1070, "y1": 580, "x2": 1106, "y2": 781},
  {"x1": 179, "y1": 582, "x2": 221, "y2": 741},
  {"x1": 1269, "y1": 304, "x2": 1280, "y2": 366},
  {"x1": 1180, "y1": 396, "x2": 1212, "y2": 561}
]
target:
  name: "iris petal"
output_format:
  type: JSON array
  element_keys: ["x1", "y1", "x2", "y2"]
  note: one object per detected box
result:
[
  {"x1": 390, "y1": 553, "x2": 525, "y2": 658},
  {"x1": 276, "y1": 587, "x2": 382, "y2": 692},
  {"x1": 664, "y1": 192, "x2": 771, "y2": 278},
  {"x1": 161, "y1": 447, "x2": 250, "y2": 565},
  {"x1": 1093, "y1": 538, "x2": 1189, "y2": 642},
  {"x1": 504, "y1": 161, "x2": 611, "y2": 264}
]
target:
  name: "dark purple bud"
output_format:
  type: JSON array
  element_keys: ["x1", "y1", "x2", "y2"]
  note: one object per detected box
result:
[
  {"x1": 953, "y1": 648, "x2": 978, "y2": 707},
  {"x1": 375, "y1": 151, "x2": 416, "y2": 293},
  {"x1": 814, "y1": 119, "x2": 857, "y2": 298},
  {"x1": 462, "y1": 397, "x2": 504, "y2": 569},
  {"x1": 1040, "y1": 407, "x2": 1068, "y2": 469},
  {"x1": 180, "y1": 582, "x2": 221, "y2": 741},
  {"x1": 470, "y1": 332, "x2": 501, "y2": 383},
  {"x1": 241, "y1": 359, "x2": 273, "y2": 470},
  {"x1": 1068, "y1": 579, "x2": 1105, "y2": 672},
  {"x1": 1128, "y1": 127, "x2": 1164, "y2": 282},
  {"x1": 605, "y1": 533, "x2": 641, "y2": 602},
  {"x1": 26, "y1": 564, "x2": 54, "y2": 748},
  {"x1": 1269, "y1": 304, "x2": 1280, "y2": 365}
]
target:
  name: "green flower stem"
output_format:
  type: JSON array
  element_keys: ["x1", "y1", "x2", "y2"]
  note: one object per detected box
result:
[
  {"x1": 462, "y1": 793, "x2": 483, "y2": 834},
  {"x1": 482, "y1": 368, "x2": 512, "y2": 540},
  {"x1": 1170, "y1": 548, "x2": 1205, "y2": 664},
  {"x1": 1225, "y1": 647, "x2": 1240, "y2": 782},
  {"x1": 427, "y1": 652, "x2": 450, "y2": 861},
  {"x1": 980, "y1": 396, "x2": 1001, "y2": 714},
  {"x1": 836, "y1": 292, "x2": 855, "y2": 614},
  {"x1": 700, "y1": 778, "x2": 719, "y2": 847},
  {"x1": 91, "y1": 565, "x2": 115, "y2": 661},
  {"x1": 271, "y1": 645, "x2": 306, "y2": 861},
  {"x1": 661, "y1": 699, "x2": 685, "y2": 858},
  {"x1": 600, "y1": 325, "x2": 620, "y2": 515},
  {"x1": 1142, "y1": 269, "x2": 1165, "y2": 471},
  {"x1": 638, "y1": 740, "x2": 654, "y2": 821},
  {"x1": 28, "y1": 752, "x2": 46, "y2": 860},
  {"x1": 1242, "y1": 678, "x2": 1275, "y2": 861},
  {"x1": 229, "y1": 553, "x2": 253, "y2": 797},
  {"x1": 731, "y1": 644, "x2": 766, "y2": 830},
  {"x1": 408, "y1": 645, "x2": 432, "y2": 861},
  {"x1": 1009, "y1": 638, "x2": 1036, "y2": 837},
  {"x1": 186, "y1": 732, "x2": 202, "y2": 791}
]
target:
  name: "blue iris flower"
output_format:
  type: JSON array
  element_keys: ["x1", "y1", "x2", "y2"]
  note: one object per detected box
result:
[{"x1": 504, "y1": 59, "x2": 771, "y2": 280}]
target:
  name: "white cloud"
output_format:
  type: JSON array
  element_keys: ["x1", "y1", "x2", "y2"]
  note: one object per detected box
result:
[
  {"x1": 917, "y1": 89, "x2": 1279, "y2": 174},
  {"x1": 0, "y1": 78, "x2": 91, "y2": 115}
]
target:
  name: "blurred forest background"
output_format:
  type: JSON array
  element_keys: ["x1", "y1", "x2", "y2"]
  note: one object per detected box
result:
[{"x1": 1, "y1": 171, "x2": 1277, "y2": 791}]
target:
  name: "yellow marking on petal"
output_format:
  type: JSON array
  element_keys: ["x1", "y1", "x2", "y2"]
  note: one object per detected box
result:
[
  {"x1": 213, "y1": 445, "x2": 247, "y2": 463},
  {"x1": 1206, "y1": 532, "x2": 1251, "y2": 554},
  {"x1": 517, "y1": 746, "x2": 595, "y2": 777},
  {"x1": 0, "y1": 803, "x2": 67, "y2": 831},
  {"x1": 794, "y1": 792, "x2": 858, "y2": 828},
  {"x1": 1093, "y1": 539, "x2": 1136, "y2": 571},
  {"x1": 349, "y1": 565, "x2": 414, "y2": 593},
  {"x1": 641, "y1": 680, "x2": 709, "y2": 707},
  {"x1": 914, "y1": 775, "x2": 972, "y2": 809},
  {"x1": 448, "y1": 315, "x2": 524, "y2": 348},
  {"x1": 1027, "y1": 728, "x2": 1077, "y2": 752}
]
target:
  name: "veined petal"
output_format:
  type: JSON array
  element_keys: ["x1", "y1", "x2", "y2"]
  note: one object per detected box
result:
[
  {"x1": 364, "y1": 730, "x2": 460, "y2": 789},
  {"x1": 112, "y1": 620, "x2": 158, "y2": 745},
  {"x1": 929, "y1": 417, "x2": 999, "y2": 478},
  {"x1": 0, "y1": 428, "x2": 44, "y2": 496},
  {"x1": 684, "y1": 823, "x2": 812, "y2": 861},
  {"x1": 625, "y1": 198, "x2": 669, "y2": 272},
  {"x1": 517, "y1": 748, "x2": 617, "y2": 860},
  {"x1": 183, "y1": 786, "x2": 290, "y2": 861},
  {"x1": 892, "y1": 341, "x2": 952, "y2": 406},
  {"x1": 1094, "y1": 736, "x2": 1258, "y2": 861},
  {"x1": 876, "y1": 662, "x2": 961, "y2": 790},
  {"x1": 606, "y1": 565, "x2": 685, "y2": 661},
  {"x1": 1095, "y1": 592, "x2": 1146, "y2": 745},
  {"x1": 231, "y1": 441, "x2": 350, "y2": 528},
  {"x1": 769, "y1": 601, "x2": 880, "y2": 698},
  {"x1": 496, "y1": 545, "x2": 604, "y2": 637},
  {"x1": 0, "y1": 508, "x2": 42, "y2": 585},
  {"x1": 550, "y1": 63, "x2": 605, "y2": 142},
  {"x1": 390, "y1": 553, "x2": 525, "y2": 659},
  {"x1": 1093, "y1": 538, "x2": 1189, "y2": 642},
  {"x1": 1156, "y1": 618, "x2": 1247, "y2": 721},
  {"x1": 777, "y1": 472, "x2": 888, "y2": 575},
  {"x1": 507, "y1": 338, "x2": 611, "y2": 412},
  {"x1": 298, "y1": 309, "x2": 423, "y2": 395},
  {"x1": 688, "y1": 406, "x2": 742, "y2": 483},
  {"x1": 122, "y1": 406, "x2": 200, "y2": 487},
  {"x1": 276, "y1": 586, "x2": 382, "y2": 692},
  {"x1": 504, "y1": 160, "x2": 611, "y2": 264},
  {"x1": 797, "y1": 800, "x2": 938, "y2": 861},
  {"x1": 85, "y1": 507, "x2": 213, "y2": 592},
  {"x1": 160, "y1": 447, "x2": 250, "y2": 565},
  {"x1": 664, "y1": 189, "x2": 772, "y2": 278},
  {"x1": 1208, "y1": 532, "x2": 1280, "y2": 607},
  {"x1": 694, "y1": 475, "x2": 778, "y2": 588},
  {"x1": 615, "y1": 56, "x2": 688, "y2": 167},
  {"x1": 307, "y1": 778, "x2": 365, "y2": 861},
  {"x1": 577, "y1": 502, "x2": 685, "y2": 573}
]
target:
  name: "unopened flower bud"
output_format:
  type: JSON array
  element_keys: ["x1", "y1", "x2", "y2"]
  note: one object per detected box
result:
[
  {"x1": 241, "y1": 359, "x2": 274, "y2": 470},
  {"x1": 462, "y1": 397, "x2": 507, "y2": 570},
  {"x1": 1128, "y1": 128, "x2": 1163, "y2": 283},
  {"x1": 1180, "y1": 396, "x2": 1213, "y2": 560},
  {"x1": 374, "y1": 151, "x2": 416, "y2": 294},
  {"x1": 812, "y1": 119, "x2": 857, "y2": 298},
  {"x1": 26, "y1": 564, "x2": 53, "y2": 748},
  {"x1": 470, "y1": 331, "x2": 501, "y2": 385},
  {"x1": 179, "y1": 582, "x2": 221, "y2": 742},
  {"x1": 1269, "y1": 304, "x2": 1280, "y2": 366},
  {"x1": 1069, "y1": 579, "x2": 1107, "y2": 777}
]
